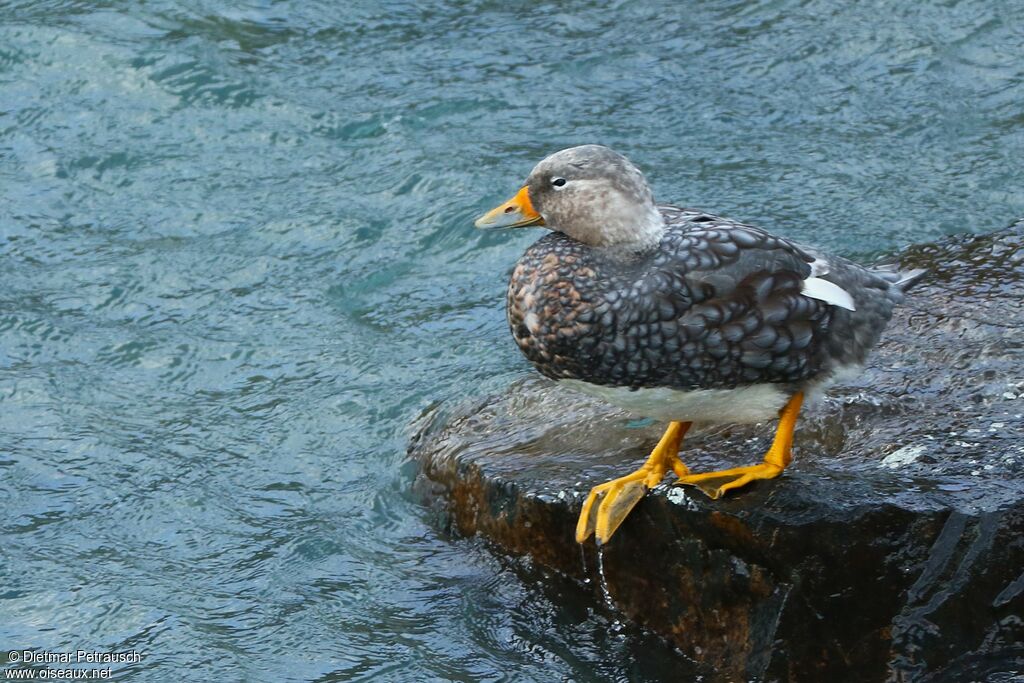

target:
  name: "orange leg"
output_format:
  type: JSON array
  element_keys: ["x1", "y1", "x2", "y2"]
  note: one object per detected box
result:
[
  {"x1": 676, "y1": 392, "x2": 804, "y2": 499},
  {"x1": 575, "y1": 420, "x2": 692, "y2": 544}
]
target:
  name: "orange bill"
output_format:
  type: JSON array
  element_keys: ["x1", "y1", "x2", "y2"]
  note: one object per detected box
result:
[{"x1": 473, "y1": 186, "x2": 545, "y2": 230}]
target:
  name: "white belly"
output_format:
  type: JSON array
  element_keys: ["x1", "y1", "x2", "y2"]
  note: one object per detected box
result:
[{"x1": 559, "y1": 379, "x2": 789, "y2": 424}]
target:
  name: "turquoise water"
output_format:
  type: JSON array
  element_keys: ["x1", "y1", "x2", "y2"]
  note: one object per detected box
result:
[{"x1": 2, "y1": 1, "x2": 1022, "y2": 680}]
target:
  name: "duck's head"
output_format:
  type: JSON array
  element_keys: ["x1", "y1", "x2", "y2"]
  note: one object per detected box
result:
[{"x1": 474, "y1": 145, "x2": 665, "y2": 249}]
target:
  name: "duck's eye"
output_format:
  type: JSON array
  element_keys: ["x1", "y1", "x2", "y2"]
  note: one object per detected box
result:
[{"x1": 551, "y1": 177, "x2": 567, "y2": 188}]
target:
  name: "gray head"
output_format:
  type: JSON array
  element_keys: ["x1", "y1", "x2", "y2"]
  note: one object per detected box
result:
[{"x1": 475, "y1": 145, "x2": 665, "y2": 249}]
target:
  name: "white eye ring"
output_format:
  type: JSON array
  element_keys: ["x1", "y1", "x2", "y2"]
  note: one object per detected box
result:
[{"x1": 551, "y1": 177, "x2": 567, "y2": 189}]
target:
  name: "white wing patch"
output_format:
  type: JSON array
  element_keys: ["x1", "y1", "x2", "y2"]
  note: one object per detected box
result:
[
  {"x1": 802, "y1": 277, "x2": 856, "y2": 311},
  {"x1": 809, "y1": 257, "x2": 831, "y2": 277}
]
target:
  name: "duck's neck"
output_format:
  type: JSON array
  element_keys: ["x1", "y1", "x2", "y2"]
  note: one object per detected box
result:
[{"x1": 591, "y1": 203, "x2": 665, "y2": 252}]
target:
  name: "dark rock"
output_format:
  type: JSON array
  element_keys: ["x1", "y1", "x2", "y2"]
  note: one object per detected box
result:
[{"x1": 410, "y1": 223, "x2": 1024, "y2": 682}]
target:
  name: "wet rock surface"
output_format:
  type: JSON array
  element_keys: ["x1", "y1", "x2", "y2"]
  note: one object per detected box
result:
[{"x1": 410, "y1": 224, "x2": 1024, "y2": 682}]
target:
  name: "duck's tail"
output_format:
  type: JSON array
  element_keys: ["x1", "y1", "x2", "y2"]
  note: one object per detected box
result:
[
  {"x1": 871, "y1": 264, "x2": 928, "y2": 293},
  {"x1": 893, "y1": 268, "x2": 928, "y2": 292}
]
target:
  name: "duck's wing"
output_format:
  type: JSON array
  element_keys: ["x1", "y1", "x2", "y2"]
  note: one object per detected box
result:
[
  {"x1": 655, "y1": 207, "x2": 907, "y2": 376},
  {"x1": 658, "y1": 207, "x2": 855, "y2": 311}
]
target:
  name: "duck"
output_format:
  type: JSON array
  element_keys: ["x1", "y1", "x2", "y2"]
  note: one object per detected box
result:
[{"x1": 474, "y1": 145, "x2": 924, "y2": 545}]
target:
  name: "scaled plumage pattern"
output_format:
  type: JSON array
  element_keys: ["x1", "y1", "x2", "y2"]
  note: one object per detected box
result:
[{"x1": 475, "y1": 145, "x2": 922, "y2": 544}]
